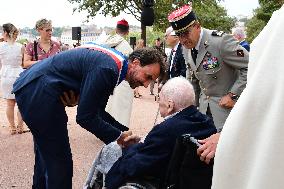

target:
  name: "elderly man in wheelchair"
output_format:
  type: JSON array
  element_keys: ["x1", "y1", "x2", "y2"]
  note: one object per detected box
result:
[{"x1": 84, "y1": 77, "x2": 216, "y2": 189}]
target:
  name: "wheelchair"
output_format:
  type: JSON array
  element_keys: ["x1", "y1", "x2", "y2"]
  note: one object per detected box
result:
[{"x1": 84, "y1": 134, "x2": 214, "y2": 189}]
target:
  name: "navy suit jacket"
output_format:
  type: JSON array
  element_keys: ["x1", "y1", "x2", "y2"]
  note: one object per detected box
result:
[
  {"x1": 105, "y1": 105, "x2": 216, "y2": 188},
  {"x1": 168, "y1": 43, "x2": 186, "y2": 78},
  {"x1": 240, "y1": 40, "x2": 250, "y2": 52},
  {"x1": 13, "y1": 47, "x2": 129, "y2": 144}
]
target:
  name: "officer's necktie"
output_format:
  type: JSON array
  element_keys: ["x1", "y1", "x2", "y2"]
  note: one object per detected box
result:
[{"x1": 191, "y1": 48, "x2": 198, "y2": 64}]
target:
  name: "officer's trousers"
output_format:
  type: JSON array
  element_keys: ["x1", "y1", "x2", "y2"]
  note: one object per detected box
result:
[{"x1": 15, "y1": 77, "x2": 73, "y2": 189}]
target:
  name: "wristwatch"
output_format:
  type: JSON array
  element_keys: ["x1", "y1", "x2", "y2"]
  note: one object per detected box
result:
[{"x1": 230, "y1": 94, "x2": 239, "y2": 101}]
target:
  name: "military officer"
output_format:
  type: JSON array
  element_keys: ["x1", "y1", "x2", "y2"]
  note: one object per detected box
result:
[{"x1": 168, "y1": 3, "x2": 249, "y2": 163}]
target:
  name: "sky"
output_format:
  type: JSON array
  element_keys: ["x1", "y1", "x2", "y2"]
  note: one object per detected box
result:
[{"x1": 0, "y1": 0, "x2": 259, "y2": 29}]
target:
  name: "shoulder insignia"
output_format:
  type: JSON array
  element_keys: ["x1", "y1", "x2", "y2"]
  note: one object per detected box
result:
[{"x1": 212, "y1": 30, "x2": 225, "y2": 37}]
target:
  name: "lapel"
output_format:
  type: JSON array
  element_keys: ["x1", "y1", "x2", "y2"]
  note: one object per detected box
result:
[
  {"x1": 196, "y1": 29, "x2": 210, "y2": 68},
  {"x1": 173, "y1": 43, "x2": 181, "y2": 65}
]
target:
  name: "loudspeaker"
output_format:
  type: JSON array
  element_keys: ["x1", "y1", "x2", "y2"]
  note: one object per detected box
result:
[
  {"x1": 129, "y1": 37, "x2": 136, "y2": 46},
  {"x1": 72, "y1": 27, "x2": 81, "y2": 40},
  {"x1": 141, "y1": 7, "x2": 155, "y2": 26}
]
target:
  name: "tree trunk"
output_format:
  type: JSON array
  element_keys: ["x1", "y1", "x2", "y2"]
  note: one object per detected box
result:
[{"x1": 141, "y1": 23, "x2": 146, "y2": 46}]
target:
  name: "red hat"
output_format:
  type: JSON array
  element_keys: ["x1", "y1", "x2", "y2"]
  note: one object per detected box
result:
[
  {"x1": 168, "y1": 3, "x2": 197, "y2": 34},
  {"x1": 117, "y1": 19, "x2": 129, "y2": 27},
  {"x1": 116, "y1": 19, "x2": 129, "y2": 31}
]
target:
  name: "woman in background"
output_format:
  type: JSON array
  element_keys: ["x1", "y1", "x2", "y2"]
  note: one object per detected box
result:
[
  {"x1": 0, "y1": 23, "x2": 24, "y2": 134},
  {"x1": 23, "y1": 18, "x2": 61, "y2": 68}
]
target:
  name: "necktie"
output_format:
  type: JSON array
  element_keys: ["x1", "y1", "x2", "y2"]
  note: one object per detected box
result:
[
  {"x1": 191, "y1": 48, "x2": 198, "y2": 64},
  {"x1": 169, "y1": 49, "x2": 176, "y2": 71}
]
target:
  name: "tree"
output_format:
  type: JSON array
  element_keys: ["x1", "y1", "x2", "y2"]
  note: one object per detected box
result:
[
  {"x1": 17, "y1": 38, "x2": 29, "y2": 45},
  {"x1": 246, "y1": 0, "x2": 284, "y2": 43},
  {"x1": 67, "y1": 0, "x2": 235, "y2": 42},
  {"x1": 154, "y1": 0, "x2": 235, "y2": 33}
]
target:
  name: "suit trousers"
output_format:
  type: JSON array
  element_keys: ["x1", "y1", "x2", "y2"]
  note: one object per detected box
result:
[{"x1": 15, "y1": 77, "x2": 73, "y2": 189}]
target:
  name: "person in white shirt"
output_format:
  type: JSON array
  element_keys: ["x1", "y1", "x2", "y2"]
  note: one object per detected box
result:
[
  {"x1": 212, "y1": 5, "x2": 284, "y2": 189},
  {"x1": 0, "y1": 23, "x2": 24, "y2": 134}
]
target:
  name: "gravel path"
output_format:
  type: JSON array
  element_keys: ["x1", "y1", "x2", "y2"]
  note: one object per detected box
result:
[{"x1": 0, "y1": 85, "x2": 162, "y2": 189}]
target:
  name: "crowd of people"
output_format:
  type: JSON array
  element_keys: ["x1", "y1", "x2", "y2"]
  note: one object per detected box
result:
[{"x1": 1, "y1": 2, "x2": 283, "y2": 189}]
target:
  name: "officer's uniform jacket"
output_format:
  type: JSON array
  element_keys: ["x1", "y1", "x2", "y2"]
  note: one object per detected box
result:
[{"x1": 183, "y1": 28, "x2": 249, "y2": 130}]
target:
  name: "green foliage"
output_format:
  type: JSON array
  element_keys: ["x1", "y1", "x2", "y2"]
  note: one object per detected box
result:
[
  {"x1": 245, "y1": 15, "x2": 266, "y2": 43},
  {"x1": 67, "y1": 0, "x2": 142, "y2": 21},
  {"x1": 17, "y1": 38, "x2": 29, "y2": 45},
  {"x1": 19, "y1": 27, "x2": 64, "y2": 38},
  {"x1": 127, "y1": 28, "x2": 165, "y2": 47},
  {"x1": 193, "y1": 0, "x2": 236, "y2": 32},
  {"x1": 67, "y1": 0, "x2": 235, "y2": 33},
  {"x1": 53, "y1": 27, "x2": 64, "y2": 37},
  {"x1": 246, "y1": 0, "x2": 284, "y2": 43}
]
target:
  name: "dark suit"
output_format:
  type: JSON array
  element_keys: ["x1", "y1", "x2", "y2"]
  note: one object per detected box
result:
[
  {"x1": 240, "y1": 40, "x2": 250, "y2": 52},
  {"x1": 13, "y1": 46, "x2": 129, "y2": 189},
  {"x1": 168, "y1": 43, "x2": 186, "y2": 78},
  {"x1": 105, "y1": 105, "x2": 216, "y2": 189}
]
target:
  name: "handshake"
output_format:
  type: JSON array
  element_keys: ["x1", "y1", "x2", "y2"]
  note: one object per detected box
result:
[{"x1": 117, "y1": 131, "x2": 141, "y2": 148}]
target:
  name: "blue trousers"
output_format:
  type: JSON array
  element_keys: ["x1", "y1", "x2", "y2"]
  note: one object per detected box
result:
[{"x1": 15, "y1": 77, "x2": 73, "y2": 189}]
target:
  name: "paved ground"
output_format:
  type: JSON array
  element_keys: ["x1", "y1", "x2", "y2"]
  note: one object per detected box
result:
[{"x1": 0, "y1": 85, "x2": 162, "y2": 189}]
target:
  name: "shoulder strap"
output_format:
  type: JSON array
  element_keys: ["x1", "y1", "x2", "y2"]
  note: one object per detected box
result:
[{"x1": 33, "y1": 40, "x2": 38, "y2": 61}]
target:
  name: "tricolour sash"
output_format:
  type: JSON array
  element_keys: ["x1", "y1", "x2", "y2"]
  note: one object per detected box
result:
[{"x1": 79, "y1": 42, "x2": 128, "y2": 86}]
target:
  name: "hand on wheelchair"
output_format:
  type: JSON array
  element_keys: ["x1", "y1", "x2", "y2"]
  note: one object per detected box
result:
[{"x1": 197, "y1": 133, "x2": 220, "y2": 164}]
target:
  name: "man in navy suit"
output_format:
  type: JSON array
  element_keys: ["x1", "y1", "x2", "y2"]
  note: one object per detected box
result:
[
  {"x1": 12, "y1": 45, "x2": 165, "y2": 189},
  {"x1": 104, "y1": 77, "x2": 216, "y2": 189},
  {"x1": 165, "y1": 26, "x2": 187, "y2": 79}
]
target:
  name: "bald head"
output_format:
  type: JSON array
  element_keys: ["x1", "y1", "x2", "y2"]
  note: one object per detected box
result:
[{"x1": 160, "y1": 77, "x2": 195, "y2": 113}]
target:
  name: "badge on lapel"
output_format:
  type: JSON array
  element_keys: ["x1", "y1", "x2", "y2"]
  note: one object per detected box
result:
[
  {"x1": 202, "y1": 52, "x2": 219, "y2": 70},
  {"x1": 237, "y1": 49, "x2": 244, "y2": 57},
  {"x1": 204, "y1": 41, "x2": 209, "y2": 48}
]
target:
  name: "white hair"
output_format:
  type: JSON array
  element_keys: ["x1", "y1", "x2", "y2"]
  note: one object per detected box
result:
[
  {"x1": 233, "y1": 28, "x2": 246, "y2": 39},
  {"x1": 160, "y1": 77, "x2": 195, "y2": 111},
  {"x1": 165, "y1": 26, "x2": 176, "y2": 36}
]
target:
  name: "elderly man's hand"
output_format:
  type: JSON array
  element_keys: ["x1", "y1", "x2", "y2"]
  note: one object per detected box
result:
[
  {"x1": 117, "y1": 131, "x2": 141, "y2": 148},
  {"x1": 60, "y1": 90, "x2": 79, "y2": 107},
  {"x1": 122, "y1": 134, "x2": 141, "y2": 148},
  {"x1": 219, "y1": 94, "x2": 235, "y2": 109},
  {"x1": 197, "y1": 133, "x2": 220, "y2": 164}
]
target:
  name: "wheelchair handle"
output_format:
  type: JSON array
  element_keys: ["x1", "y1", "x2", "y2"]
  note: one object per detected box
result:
[{"x1": 182, "y1": 134, "x2": 201, "y2": 147}]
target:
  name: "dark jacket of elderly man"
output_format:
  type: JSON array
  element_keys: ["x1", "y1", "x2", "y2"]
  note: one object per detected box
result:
[{"x1": 105, "y1": 77, "x2": 216, "y2": 189}]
